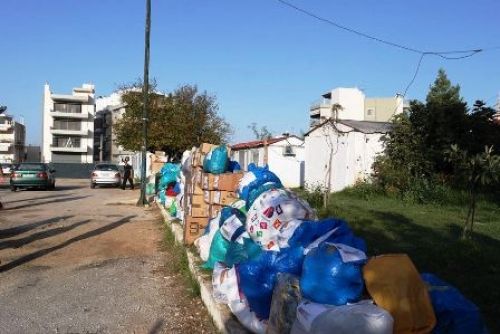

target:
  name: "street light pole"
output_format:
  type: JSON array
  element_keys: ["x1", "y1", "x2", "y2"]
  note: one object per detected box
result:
[{"x1": 137, "y1": 0, "x2": 151, "y2": 206}]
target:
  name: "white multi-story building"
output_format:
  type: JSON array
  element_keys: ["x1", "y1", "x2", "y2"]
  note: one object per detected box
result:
[
  {"x1": 0, "y1": 112, "x2": 26, "y2": 163},
  {"x1": 309, "y1": 87, "x2": 408, "y2": 128},
  {"x1": 41, "y1": 83, "x2": 95, "y2": 164}
]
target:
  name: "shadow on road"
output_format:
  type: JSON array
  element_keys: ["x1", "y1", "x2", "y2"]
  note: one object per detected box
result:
[
  {"x1": 2, "y1": 196, "x2": 89, "y2": 211},
  {"x1": 2, "y1": 193, "x2": 70, "y2": 205},
  {"x1": 0, "y1": 219, "x2": 92, "y2": 250},
  {"x1": 148, "y1": 319, "x2": 165, "y2": 334},
  {"x1": 0, "y1": 215, "x2": 137, "y2": 273},
  {"x1": 0, "y1": 216, "x2": 74, "y2": 239}
]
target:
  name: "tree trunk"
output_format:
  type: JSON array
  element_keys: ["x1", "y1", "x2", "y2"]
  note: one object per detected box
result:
[
  {"x1": 462, "y1": 188, "x2": 473, "y2": 239},
  {"x1": 470, "y1": 191, "x2": 477, "y2": 236}
]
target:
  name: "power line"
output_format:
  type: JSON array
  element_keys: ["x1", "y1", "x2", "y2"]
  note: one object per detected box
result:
[{"x1": 275, "y1": 0, "x2": 495, "y2": 59}]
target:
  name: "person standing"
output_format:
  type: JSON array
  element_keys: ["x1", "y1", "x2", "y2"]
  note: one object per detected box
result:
[{"x1": 122, "y1": 159, "x2": 134, "y2": 190}]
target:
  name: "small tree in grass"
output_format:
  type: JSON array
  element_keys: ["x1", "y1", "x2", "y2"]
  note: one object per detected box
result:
[{"x1": 446, "y1": 145, "x2": 500, "y2": 239}]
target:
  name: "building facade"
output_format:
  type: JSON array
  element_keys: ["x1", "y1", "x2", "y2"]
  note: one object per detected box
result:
[
  {"x1": 0, "y1": 113, "x2": 26, "y2": 163},
  {"x1": 41, "y1": 83, "x2": 95, "y2": 164},
  {"x1": 231, "y1": 135, "x2": 305, "y2": 188},
  {"x1": 309, "y1": 87, "x2": 408, "y2": 128},
  {"x1": 94, "y1": 92, "x2": 135, "y2": 164},
  {"x1": 304, "y1": 119, "x2": 391, "y2": 192}
]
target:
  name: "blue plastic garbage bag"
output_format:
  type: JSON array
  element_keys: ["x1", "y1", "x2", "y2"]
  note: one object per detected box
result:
[
  {"x1": 160, "y1": 163, "x2": 180, "y2": 182},
  {"x1": 203, "y1": 145, "x2": 229, "y2": 174},
  {"x1": 228, "y1": 160, "x2": 242, "y2": 172},
  {"x1": 300, "y1": 242, "x2": 365, "y2": 306},
  {"x1": 219, "y1": 207, "x2": 247, "y2": 242},
  {"x1": 158, "y1": 191, "x2": 166, "y2": 205},
  {"x1": 246, "y1": 182, "x2": 283, "y2": 210},
  {"x1": 237, "y1": 247, "x2": 305, "y2": 320},
  {"x1": 238, "y1": 164, "x2": 282, "y2": 204},
  {"x1": 225, "y1": 237, "x2": 262, "y2": 267},
  {"x1": 203, "y1": 230, "x2": 230, "y2": 270},
  {"x1": 421, "y1": 273, "x2": 489, "y2": 334},
  {"x1": 287, "y1": 218, "x2": 367, "y2": 253}
]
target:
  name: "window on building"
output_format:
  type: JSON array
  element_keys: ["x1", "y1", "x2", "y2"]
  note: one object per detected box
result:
[
  {"x1": 238, "y1": 151, "x2": 246, "y2": 170},
  {"x1": 53, "y1": 119, "x2": 82, "y2": 131},
  {"x1": 53, "y1": 103, "x2": 82, "y2": 114},
  {"x1": 251, "y1": 149, "x2": 260, "y2": 165},
  {"x1": 366, "y1": 108, "x2": 375, "y2": 117},
  {"x1": 283, "y1": 145, "x2": 296, "y2": 156},
  {"x1": 52, "y1": 136, "x2": 81, "y2": 148}
]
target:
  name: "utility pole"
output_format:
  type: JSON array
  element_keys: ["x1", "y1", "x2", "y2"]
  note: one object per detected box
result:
[{"x1": 137, "y1": 0, "x2": 151, "y2": 206}]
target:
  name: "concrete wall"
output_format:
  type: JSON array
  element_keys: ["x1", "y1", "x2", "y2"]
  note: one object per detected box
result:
[
  {"x1": 365, "y1": 96, "x2": 403, "y2": 122},
  {"x1": 329, "y1": 88, "x2": 365, "y2": 121},
  {"x1": 305, "y1": 122, "x2": 385, "y2": 192},
  {"x1": 232, "y1": 137, "x2": 305, "y2": 188}
]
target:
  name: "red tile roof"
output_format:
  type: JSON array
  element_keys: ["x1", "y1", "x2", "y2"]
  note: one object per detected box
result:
[{"x1": 231, "y1": 137, "x2": 288, "y2": 150}]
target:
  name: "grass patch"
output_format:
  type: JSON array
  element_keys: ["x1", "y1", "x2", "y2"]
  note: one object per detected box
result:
[
  {"x1": 162, "y1": 221, "x2": 200, "y2": 297},
  {"x1": 305, "y1": 187, "x2": 500, "y2": 332}
]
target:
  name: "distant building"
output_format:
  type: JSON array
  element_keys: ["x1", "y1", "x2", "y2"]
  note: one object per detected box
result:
[
  {"x1": 94, "y1": 92, "x2": 135, "y2": 164},
  {"x1": 305, "y1": 119, "x2": 391, "y2": 192},
  {"x1": 0, "y1": 112, "x2": 26, "y2": 163},
  {"x1": 41, "y1": 83, "x2": 95, "y2": 164},
  {"x1": 25, "y1": 145, "x2": 41, "y2": 162},
  {"x1": 231, "y1": 135, "x2": 305, "y2": 188},
  {"x1": 309, "y1": 87, "x2": 408, "y2": 128}
]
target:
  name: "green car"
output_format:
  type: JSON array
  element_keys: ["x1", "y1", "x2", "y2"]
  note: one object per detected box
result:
[{"x1": 10, "y1": 163, "x2": 56, "y2": 191}]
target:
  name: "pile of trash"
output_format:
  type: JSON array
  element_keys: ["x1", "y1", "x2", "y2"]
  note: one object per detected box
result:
[
  {"x1": 157, "y1": 162, "x2": 183, "y2": 219},
  {"x1": 160, "y1": 144, "x2": 488, "y2": 334}
]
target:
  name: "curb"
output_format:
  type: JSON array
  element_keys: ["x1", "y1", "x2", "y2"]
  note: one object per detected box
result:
[{"x1": 157, "y1": 203, "x2": 249, "y2": 334}]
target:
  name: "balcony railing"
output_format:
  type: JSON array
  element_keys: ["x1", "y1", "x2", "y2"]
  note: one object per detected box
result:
[{"x1": 310, "y1": 98, "x2": 331, "y2": 110}]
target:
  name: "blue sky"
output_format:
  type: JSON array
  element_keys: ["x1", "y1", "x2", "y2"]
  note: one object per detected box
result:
[{"x1": 1, "y1": 0, "x2": 499, "y2": 145}]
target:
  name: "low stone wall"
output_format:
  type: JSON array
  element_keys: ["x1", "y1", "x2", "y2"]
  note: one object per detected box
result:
[{"x1": 156, "y1": 203, "x2": 248, "y2": 334}]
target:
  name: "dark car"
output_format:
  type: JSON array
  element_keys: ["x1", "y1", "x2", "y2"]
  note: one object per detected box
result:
[{"x1": 10, "y1": 163, "x2": 56, "y2": 191}]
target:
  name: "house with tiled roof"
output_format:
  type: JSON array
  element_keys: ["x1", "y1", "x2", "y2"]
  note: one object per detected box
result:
[{"x1": 231, "y1": 135, "x2": 305, "y2": 188}]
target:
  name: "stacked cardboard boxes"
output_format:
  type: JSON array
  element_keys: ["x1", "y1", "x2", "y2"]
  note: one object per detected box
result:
[{"x1": 182, "y1": 143, "x2": 243, "y2": 245}]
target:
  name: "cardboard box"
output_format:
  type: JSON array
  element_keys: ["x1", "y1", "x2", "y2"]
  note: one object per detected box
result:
[
  {"x1": 203, "y1": 190, "x2": 215, "y2": 204},
  {"x1": 218, "y1": 191, "x2": 238, "y2": 206},
  {"x1": 183, "y1": 216, "x2": 209, "y2": 245},
  {"x1": 202, "y1": 173, "x2": 219, "y2": 190},
  {"x1": 190, "y1": 183, "x2": 204, "y2": 196},
  {"x1": 210, "y1": 204, "x2": 223, "y2": 218},
  {"x1": 151, "y1": 161, "x2": 164, "y2": 175},
  {"x1": 192, "y1": 150, "x2": 204, "y2": 167},
  {"x1": 190, "y1": 205, "x2": 210, "y2": 218},
  {"x1": 190, "y1": 194, "x2": 205, "y2": 207},
  {"x1": 217, "y1": 172, "x2": 244, "y2": 192},
  {"x1": 192, "y1": 167, "x2": 203, "y2": 187},
  {"x1": 200, "y1": 143, "x2": 217, "y2": 154}
]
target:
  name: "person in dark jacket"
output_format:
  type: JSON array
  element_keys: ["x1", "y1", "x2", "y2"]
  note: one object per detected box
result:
[{"x1": 122, "y1": 159, "x2": 134, "y2": 190}]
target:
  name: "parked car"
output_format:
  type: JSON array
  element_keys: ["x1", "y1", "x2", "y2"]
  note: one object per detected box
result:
[
  {"x1": 90, "y1": 163, "x2": 121, "y2": 188},
  {"x1": 10, "y1": 163, "x2": 56, "y2": 191},
  {"x1": 1, "y1": 163, "x2": 12, "y2": 174}
]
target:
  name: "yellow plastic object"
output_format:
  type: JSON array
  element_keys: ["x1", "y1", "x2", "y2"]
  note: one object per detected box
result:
[{"x1": 363, "y1": 254, "x2": 436, "y2": 334}]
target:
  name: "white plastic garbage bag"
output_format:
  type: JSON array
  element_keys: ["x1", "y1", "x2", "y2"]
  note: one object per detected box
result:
[
  {"x1": 212, "y1": 263, "x2": 267, "y2": 334},
  {"x1": 246, "y1": 189, "x2": 315, "y2": 250},
  {"x1": 194, "y1": 212, "x2": 221, "y2": 261},
  {"x1": 291, "y1": 300, "x2": 393, "y2": 334}
]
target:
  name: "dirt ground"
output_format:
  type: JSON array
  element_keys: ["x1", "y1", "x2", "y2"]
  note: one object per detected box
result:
[{"x1": 0, "y1": 179, "x2": 216, "y2": 334}]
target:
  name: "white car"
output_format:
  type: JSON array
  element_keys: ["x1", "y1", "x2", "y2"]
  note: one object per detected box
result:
[
  {"x1": 90, "y1": 163, "x2": 121, "y2": 188},
  {"x1": 1, "y1": 163, "x2": 12, "y2": 174}
]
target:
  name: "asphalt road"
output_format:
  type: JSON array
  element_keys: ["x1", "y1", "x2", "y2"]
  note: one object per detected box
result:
[{"x1": 0, "y1": 179, "x2": 215, "y2": 334}]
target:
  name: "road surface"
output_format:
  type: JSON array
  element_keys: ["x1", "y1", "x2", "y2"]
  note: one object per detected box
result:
[{"x1": 0, "y1": 179, "x2": 215, "y2": 334}]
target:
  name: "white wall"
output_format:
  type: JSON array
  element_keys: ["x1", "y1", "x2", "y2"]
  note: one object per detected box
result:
[
  {"x1": 329, "y1": 88, "x2": 365, "y2": 121},
  {"x1": 232, "y1": 137, "x2": 305, "y2": 188},
  {"x1": 268, "y1": 137, "x2": 305, "y2": 188},
  {"x1": 305, "y1": 122, "x2": 385, "y2": 192}
]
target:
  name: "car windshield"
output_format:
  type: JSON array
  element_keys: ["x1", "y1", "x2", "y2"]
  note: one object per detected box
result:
[
  {"x1": 14, "y1": 163, "x2": 45, "y2": 171},
  {"x1": 95, "y1": 164, "x2": 119, "y2": 171}
]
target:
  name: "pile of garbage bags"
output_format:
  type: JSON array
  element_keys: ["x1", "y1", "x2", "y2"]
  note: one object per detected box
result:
[
  {"x1": 157, "y1": 162, "x2": 183, "y2": 219},
  {"x1": 186, "y1": 164, "x2": 488, "y2": 334}
]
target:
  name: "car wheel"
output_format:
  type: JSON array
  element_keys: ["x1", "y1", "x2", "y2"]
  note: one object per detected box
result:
[{"x1": 10, "y1": 186, "x2": 17, "y2": 192}]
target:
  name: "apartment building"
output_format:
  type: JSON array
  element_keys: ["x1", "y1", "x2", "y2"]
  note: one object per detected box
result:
[
  {"x1": 94, "y1": 92, "x2": 135, "y2": 164},
  {"x1": 0, "y1": 111, "x2": 26, "y2": 163},
  {"x1": 41, "y1": 83, "x2": 95, "y2": 164},
  {"x1": 309, "y1": 87, "x2": 409, "y2": 128}
]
